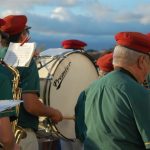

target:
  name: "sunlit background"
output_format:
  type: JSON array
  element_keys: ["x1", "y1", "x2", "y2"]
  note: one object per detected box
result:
[{"x1": 0, "y1": 0, "x2": 150, "y2": 51}]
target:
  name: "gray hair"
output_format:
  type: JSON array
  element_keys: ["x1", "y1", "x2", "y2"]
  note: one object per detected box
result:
[{"x1": 113, "y1": 45, "x2": 147, "y2": 66}]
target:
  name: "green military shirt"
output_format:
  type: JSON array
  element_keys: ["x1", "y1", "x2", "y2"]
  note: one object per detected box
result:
[
  {"x1": 0, "y1": 48, "x2": 40, "y2": 131},
  {"x1": 0, "y1": 72, "x2": 16, "y2": 118},
  {"x1": 75, "y1": 91, "x2": 87, "y2": 142},
  {"x1": 17, "y1": 59, "x2": 40, "y2": 131},
  {"x1": 83, "y1": 69, "x2": 150, "y2": 150}
]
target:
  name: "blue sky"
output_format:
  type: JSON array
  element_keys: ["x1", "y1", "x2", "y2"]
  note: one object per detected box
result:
[{"x1": 0, "y1": 0, "x2": 150, "y2": 51}]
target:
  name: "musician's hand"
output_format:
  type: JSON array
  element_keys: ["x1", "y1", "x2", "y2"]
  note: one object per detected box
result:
[{"x1": 49, "y1": 107, "x2": 63, "y2": 124}]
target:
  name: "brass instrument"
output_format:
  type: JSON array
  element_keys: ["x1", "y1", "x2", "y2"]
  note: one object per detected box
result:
[{"x1": 1, "y1": 61, "x2": 27, "y2": 144}]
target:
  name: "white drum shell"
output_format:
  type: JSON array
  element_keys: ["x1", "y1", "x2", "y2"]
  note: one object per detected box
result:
[{"x1": 38, "y1": 51, "x2": 98, "y2": 139}]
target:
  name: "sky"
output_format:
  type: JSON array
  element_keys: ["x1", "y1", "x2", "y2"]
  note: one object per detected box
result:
[{"x1": 0, "y1": 0, "x2": 150, "y2": 51}]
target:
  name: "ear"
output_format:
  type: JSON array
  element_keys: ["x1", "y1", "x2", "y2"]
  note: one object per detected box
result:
[{"x1": 137, "y1": 55, "x2": 145, "y2": 69}]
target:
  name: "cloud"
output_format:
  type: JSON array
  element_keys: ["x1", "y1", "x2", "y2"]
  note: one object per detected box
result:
[
  {"x1": 84, "y1": 2, "x2": 114, "y2": 21},
  {"x1": 115, "y1": 13, "x2": 142, "y2": 23},
  {"x1": 115, "y1": 4, "x2": 150, "y2": 24},
  {"x1": 0, "y1": 0, "x2": 79, "y2": 9},
  {"x1": 50, "y1": 7, "x2": 71, "y2": 21},
  {"x1": 140, "y1": 16, "x2": 150, "y2": 24},
  {"x1": 1, "y1": 0, "x2": 150, "y2": 50},
  {"x1": 137, "y1": 4, "x2": 150, "y2": 24},
  {"x1": 1, "y1": 10, "x2": 24, "y2": 17}
]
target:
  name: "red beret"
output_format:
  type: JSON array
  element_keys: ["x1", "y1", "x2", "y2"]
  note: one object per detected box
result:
[
  {"x1": 115, "y1": 32, "x2": 150, "y2": 54},
  {"x1": 61, "y1": 39, "x2": 87, "y2": 49},
  {"x1": 0, "y1": 18, "x2": 5, "y2": 27},
  {"x1": 96, "y1": 52, "x2": 113, "y2": 72},
  {"x1": 146, "y1": 33, "x2": 150, "y2": 37},
  {"x1": 0, "y1": 15, "x2": 28, "y2": 35}
]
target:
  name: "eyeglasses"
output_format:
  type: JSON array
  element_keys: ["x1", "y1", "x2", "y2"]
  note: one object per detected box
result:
[
  {"x1": 22, "y1": 29, "x2": 30, "y2": 36},
  {"x1": 26, "y1": 29, "x2": 30, "y2": 35}
]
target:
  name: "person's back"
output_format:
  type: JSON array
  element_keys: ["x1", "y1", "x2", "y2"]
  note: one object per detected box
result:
[
  {"x1": 84, "y1": 70, "x2": 149, "y2": 150},
  {"x1": 83, "y1": 32, "x2": 150, "y2": 150}
]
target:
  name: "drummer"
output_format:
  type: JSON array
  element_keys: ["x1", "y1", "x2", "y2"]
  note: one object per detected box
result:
[
  {"x1": 0, "y1": 14, "x2": 63, "y2": 150},
  {"x1": 61, "y1": 39, "x2": 87, "y2": 51}
]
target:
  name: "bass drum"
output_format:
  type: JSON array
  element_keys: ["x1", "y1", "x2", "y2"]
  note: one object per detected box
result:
[{"x1": 37, "y1": 49, "x2": 99, "y2": 140}]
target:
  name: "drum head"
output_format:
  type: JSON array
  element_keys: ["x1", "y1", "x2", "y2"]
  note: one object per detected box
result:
[{"x1": 38, "y1": 51, "x2": 98, "y2": 139}]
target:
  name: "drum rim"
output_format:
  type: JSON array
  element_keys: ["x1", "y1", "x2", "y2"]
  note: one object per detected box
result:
[
  {"x1": 38, "y1": 50, "x2": 98, "y2": 75},
  {"x1": 39, "y1": 50, "x2": 99, "y2": 140}
]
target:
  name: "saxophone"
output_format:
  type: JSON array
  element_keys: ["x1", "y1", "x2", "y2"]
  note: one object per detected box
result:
[{"x1": 2, "y1": 61, "x2": 27, "y2": 144}]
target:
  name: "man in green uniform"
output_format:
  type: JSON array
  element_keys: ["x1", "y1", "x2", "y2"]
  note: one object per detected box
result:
[
  {"x1": 0, "y1": 15, "x2": 63, "y2": 150},
  {"x1": 0, "y1": 73, "x2": 20, "y2": 150},
  {"x1": 77, "y1": 32, "x2": 150, "y2": 150},
  {"x1": 0, "y1": 18, "x2": 19, "y2": 150}
]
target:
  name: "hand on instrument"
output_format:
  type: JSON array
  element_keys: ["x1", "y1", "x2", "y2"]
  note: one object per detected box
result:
[{"x1": 49, "y1": 107, "x2": 63, "y2": 124}]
